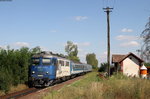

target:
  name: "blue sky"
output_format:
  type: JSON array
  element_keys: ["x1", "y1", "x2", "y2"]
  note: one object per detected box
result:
[{"x1": 0, "y1": 0, "x2": 150, "y2": 64}]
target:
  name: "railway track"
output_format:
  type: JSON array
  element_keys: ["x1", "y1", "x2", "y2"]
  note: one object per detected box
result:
[
  {"x1": 0, "y1": 75, "x2": 84, "y2": 99},
  {"x1": 0, "y1": 88, "x2": 41, "y2": 99}
]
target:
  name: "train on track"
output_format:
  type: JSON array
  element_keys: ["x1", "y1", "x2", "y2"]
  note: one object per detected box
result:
[{"x1": 28, "y1": 51, "x2": 92, "y2": 87}]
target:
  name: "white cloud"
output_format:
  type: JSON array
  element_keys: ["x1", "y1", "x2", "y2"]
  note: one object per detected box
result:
[
  {"x1": 0, "y1": 45, "x2": 7, "y2": 49},
  {"x1": 75, "y1": 42, "x2": 91, "y2": 47},
  {"x1": 116, "y1": 35, "x2": 138, "y2": 41},
  {"x1": 121, "y1": 28, "x2": 133, "y2": 33},
  {"x1": 78, "y1": 48, "x2": 84, "y2": 52},
  {"x1": 14, "y1": 42, "x2": 30, "y2": 47},
  {"x1": 40, "y1": 46, "x2": 49, "y2": 51},
  {"x1": 120, "y1": 41, "x2": 139, "y2": 47},
  {"x1": 74, "y1": 16, "x2": 88, "y2": 21}
]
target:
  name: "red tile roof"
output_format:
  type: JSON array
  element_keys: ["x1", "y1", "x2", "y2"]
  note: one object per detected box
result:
[
  {"x1": 112, "y1": 52, "x2": 144, "y2": 63},
  {"x1": 112, "y1": 54, "x2": 125, "y2": 63}
]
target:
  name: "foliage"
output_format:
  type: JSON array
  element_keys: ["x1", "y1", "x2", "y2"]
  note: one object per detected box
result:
[
  {"x1": 144, "y1": 62, "x2": 150, "y2": 67},
  {"x1": 98, "y1": 62, "x2": 108, "y2": 72},
  {"x1": 86, "y1": 53, "x2": 98, "y2": 69},
  {"x1": 65, "y1": 41, "x2": 80, "y2": 62},
  {"x1": 0, "y1": 47, "x2": 41, "y2": 93},
  {"x1": 0, "y1": 68, "x2": 12, "y2": 92},
  {"x1": 31, "y1": 46, "x2": 41, "y2": 55},
  {"x1": 140, "y1": 18, "x2": 150, "y2": 63}
]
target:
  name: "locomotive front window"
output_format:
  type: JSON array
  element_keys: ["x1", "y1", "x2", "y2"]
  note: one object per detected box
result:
[
  {"x1": 42, "y1": 58, "x2": 51, "y2": 66},
  {"x1": 32, "y1": 59, "x2": 40, "y2": 66}
]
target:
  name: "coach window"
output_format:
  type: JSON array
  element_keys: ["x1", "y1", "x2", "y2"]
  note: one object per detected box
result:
[
  {"x1": 66, "y1": 62, "x2": 69, "y2": 66},
  {"x1": 58, "y1": 60, "x2": 61, "y2": 66},
  {"x1": 42, "y1": 58, "x2": 51, "y2": 66},
  {"x1": 62, "y1": 61, "x2": 64, "y2": 66}
]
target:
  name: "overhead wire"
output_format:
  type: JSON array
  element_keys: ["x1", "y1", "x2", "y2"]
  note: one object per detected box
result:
[
  {"x1": 102, "y1": 0, "x2": 116, "y2": 9},
  {"x1": 112, "y1": 0, "x2": 116, "y2": 9}
]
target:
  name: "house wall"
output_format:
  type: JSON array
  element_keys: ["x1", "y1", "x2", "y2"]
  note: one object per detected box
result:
[{"x1": 123, "y1": 55, "x2": 140, "y2": 77}]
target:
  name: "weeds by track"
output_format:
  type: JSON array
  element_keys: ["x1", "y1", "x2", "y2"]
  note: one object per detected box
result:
[{"x1": 0, "y1": 87, "x2": 42, "y2": 99}]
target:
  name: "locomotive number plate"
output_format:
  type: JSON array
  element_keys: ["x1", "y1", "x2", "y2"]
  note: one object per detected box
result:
[{"x1": 38, "y1": 75, "x2": 43, "y2": 77}]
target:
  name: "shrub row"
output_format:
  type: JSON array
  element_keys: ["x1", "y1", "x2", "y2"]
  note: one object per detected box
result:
[{"x1": 0, "y1": 47, "x2": 40, "y2": 92}]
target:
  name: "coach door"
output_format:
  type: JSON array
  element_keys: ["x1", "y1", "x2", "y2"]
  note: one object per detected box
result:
[{"x1": 56, "y1": 59, "x2": 63, "y2": 78}]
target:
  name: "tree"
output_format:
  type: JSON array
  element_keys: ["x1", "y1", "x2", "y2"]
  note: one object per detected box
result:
[
  {"x1": 86, "y1": 53, "x2": 98, "y2": 69},
  {"x1": 98, "y1": 62, "x2": 108, "y2": 72},
  {"x1": 65, "y1": 41, "x2": 80, "y2": 62},
  {"x1": 31, "y1": 46, "x2": 41, "y2": 54},
  {"x1": 140, "y1": 17, "x2": 150, "y2": 63},
  {"x1": 144, "y1": 63, "x2": 150, "y2": 67}
]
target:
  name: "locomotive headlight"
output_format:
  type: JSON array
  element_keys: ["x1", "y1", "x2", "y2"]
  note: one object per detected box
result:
[
  {"x1": 32, "y1": 71, "x2": 35, "y2": 74},
  {"x1": 46, "y1": 72, "x2": 49, "y2": 74}
]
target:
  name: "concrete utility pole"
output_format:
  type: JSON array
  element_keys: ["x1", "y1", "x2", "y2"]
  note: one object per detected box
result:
[{"x1": 103, "y1": 7, "x2": 113, "y2": 77}]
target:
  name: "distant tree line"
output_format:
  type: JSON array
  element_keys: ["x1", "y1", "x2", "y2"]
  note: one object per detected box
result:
[{"x1": 0, "y1": 46, "x2": 41, "y2": 92}]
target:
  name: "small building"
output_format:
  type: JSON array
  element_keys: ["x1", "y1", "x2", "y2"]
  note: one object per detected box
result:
[{"x1": 112, "y1": 52, "x2": 144, "y2": 77}]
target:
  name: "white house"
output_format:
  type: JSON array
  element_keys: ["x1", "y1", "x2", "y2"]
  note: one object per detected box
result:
[{"x1": 112, "y1": 52, "x2": 144, "y2": 77}]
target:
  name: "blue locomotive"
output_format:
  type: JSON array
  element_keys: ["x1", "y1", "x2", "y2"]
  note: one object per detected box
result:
[{"x1": 28, "y1": 51, "x2": 92, "y2": 87}]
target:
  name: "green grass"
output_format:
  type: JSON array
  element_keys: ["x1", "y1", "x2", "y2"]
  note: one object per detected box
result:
[
  {"x1": 70, "y1": 72, "x2": 100, "y2": 87},
  {"x1": 43, "y1": 72, "x2": 100, "y2": 99},
  {"x1": 43, "y1": 72, "x2": 150, "y2": 99},
  {"x1": 102, "y1": 74, "x2": 150, "y2": 99}
]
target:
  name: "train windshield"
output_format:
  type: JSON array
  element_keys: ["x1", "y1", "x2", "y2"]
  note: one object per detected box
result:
[
  {"x1": 32, "y1": 58, "x2": 40, "y2": 66},
  {"x1": 42, "y1": 58, "x2": 51, "y2": 66}
]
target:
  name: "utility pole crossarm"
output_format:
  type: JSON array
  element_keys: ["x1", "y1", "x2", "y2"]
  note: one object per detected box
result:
[{"x1": 103, "y1": 7, "x2": 113, "y2": 11}]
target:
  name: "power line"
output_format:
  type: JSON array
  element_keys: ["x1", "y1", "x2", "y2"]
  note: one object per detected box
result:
[
  {"x1": 102, "y1": 0, "x2": 116, "y2": 9},
  {"x1": 112, "y1": 0, "x2": 116, "y2": 8}
]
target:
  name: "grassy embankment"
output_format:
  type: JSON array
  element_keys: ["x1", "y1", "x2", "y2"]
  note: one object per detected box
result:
[
  {"x1": 0, "y1": 84, "x2": 28, "y2": 96},
  {"x1": 43, "y1": 72, "x2": 150, "y2": 99}
]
